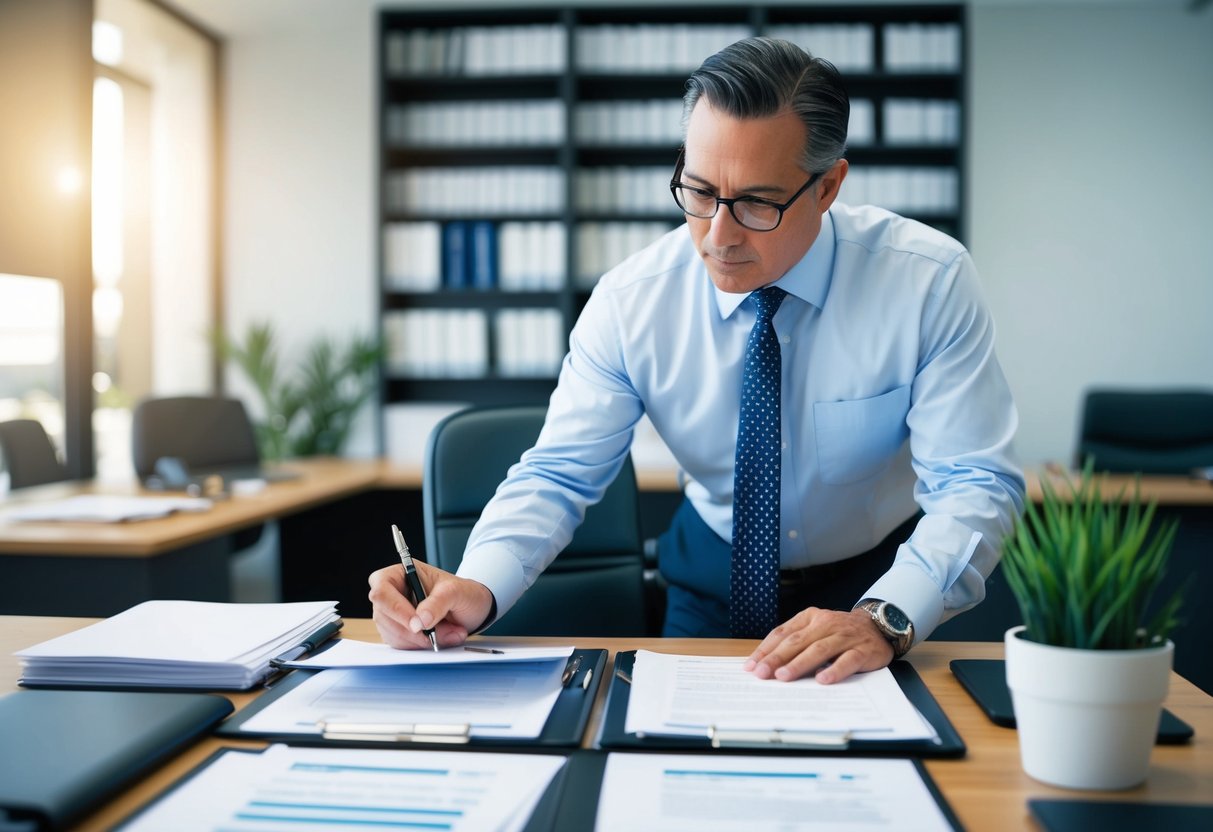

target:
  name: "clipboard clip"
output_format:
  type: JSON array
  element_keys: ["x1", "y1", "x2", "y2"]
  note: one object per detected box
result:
[
  {"x1": 318, "y1": 720, "x2": 471, "y2": 744},
  {"x1": 708, "y1": 726, "x2": 852, "y2": 750}
]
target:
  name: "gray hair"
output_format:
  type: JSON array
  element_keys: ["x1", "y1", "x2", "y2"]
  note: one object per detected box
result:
[{"x1": 682, "y1": 36, "x2": 849, "y2": 176}]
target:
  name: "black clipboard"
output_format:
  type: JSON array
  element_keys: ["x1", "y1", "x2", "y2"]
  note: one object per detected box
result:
[
  {"x1": 216, "y1": 648, "x2": 607, "y2": 749},
  {"x1": 546, "y1": 750, "x2": 965, "y2": 831},
  {"x1": 950, "y1": 659, "x2": 1195, "y2": 744},
  {"x1": 597, "y1": 651, "x2": 966, "y2": 757},
  {"x1": 112, "y1": 744, "x2": 583, "y2": 832}
]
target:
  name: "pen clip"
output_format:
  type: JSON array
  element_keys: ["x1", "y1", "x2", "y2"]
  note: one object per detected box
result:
[
  {"x1": 561, "y1": 654, "x2": 582, "y2": 687},
  {"x1": 319, "y1": 720, "x2": 471, "y2": 744}
]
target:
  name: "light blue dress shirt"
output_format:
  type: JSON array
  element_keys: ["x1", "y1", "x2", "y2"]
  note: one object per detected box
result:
[{"x1": 457, "y1": 203, "x2": 1025, "y2": 642}]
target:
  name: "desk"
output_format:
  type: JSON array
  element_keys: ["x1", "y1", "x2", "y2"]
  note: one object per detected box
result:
[
  {"x1": 4, "y1": 462, "x2": 1212, "y2": 689},
  {"x1": 3, "y1": 616, "x2": 1212, "y2": 831},
  {"x1": 0, "y1": 459, "x2": 384, "y2": 616}
]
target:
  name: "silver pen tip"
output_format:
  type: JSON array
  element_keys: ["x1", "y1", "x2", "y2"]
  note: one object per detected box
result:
[
  {"x1": 391, "y1": 524, "x2": 407, "y2": 555},
  {"x1": 429, "y1": 633, "x2": 439, "y2": 652}
]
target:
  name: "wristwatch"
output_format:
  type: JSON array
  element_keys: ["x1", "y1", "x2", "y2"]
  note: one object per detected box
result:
[{"x1": 855, "y1": 599, "x2": 915, "y2": 659}]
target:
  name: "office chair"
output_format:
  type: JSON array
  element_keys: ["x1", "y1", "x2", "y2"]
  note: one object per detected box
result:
[
  {"x1": 130, "y1": 396, "x2": 271, "y2": 585},
  {"x1": 131, "y1": 395, "x2": 262, "y2": 480},
  {"x1": 0, "y1": 419, "x2": 69, "y2": 489},
  {"x1": 1076, "y1": 388, "x2": 1213, "y2": 475},
  {"x1": 423, "y1": 405, "x2": 649, "y2": 636}
]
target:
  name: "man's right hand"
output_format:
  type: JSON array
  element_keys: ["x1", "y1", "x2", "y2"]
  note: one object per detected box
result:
[{"x1": 367, "y1": 561, "x2": 495, "y2": 650}]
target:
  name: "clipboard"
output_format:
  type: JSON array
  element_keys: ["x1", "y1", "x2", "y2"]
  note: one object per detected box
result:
[
  {"x1": 950, "y1": 659, "x2": 1195, "y2": 744},
  {"x1": 216, "y1": 648, "x2": 607, "y2": 749},
  {"x1": 111, "y1": 745, "x2": 585, "y2": 832},
  {"x1": 545, "y1": 751, "x2": 966, "y2": 831},
  {"x1": 596, "y1": 652, "x2": 966, "y2": 757}
]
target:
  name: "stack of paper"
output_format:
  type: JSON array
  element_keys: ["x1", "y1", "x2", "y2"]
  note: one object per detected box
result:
[
  {"x1": 16, "y1": 600, "x2": 340, "y2": 690},
  {"x1": 2, "y1": 494, "x2": 213, "y2": 523}
]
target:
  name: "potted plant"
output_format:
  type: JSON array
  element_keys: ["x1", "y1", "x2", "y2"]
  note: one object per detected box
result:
[
  {"x1": 999, "y1": 462, "x2": 1186, "y2": 790},
  {"x1": 216, "y1": 321, "x2": 381, "y2": 460}
]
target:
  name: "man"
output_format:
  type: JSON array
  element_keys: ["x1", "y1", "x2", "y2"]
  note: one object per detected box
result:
[{"x1": 368, "y1": 37, "x2": 1024, "y2": 684}]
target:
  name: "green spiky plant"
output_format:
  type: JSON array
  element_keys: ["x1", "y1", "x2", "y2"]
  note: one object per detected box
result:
[
  {"x1": 1000, "y1": 461, "x2": 1186, "y2": 650},
  {"x1": 215, "y1": 321, "x2": 381, "y2": 460}
]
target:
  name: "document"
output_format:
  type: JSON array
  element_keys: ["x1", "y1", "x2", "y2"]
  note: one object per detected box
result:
[
  {"x1": 240, "y1": 660, "x2": 566, "y2": 739},
  {"x1": 625, "y1": 651, "x2": 935, "y2": 741},
  {"x1": 1, "y1": 493, "x2": 212, "y2": 523},
  {"x1": 284, "y1": 637, "x2": 573, "y2": 669},
  {"x1": 119, "y1": 744, "x2": 566, "y2": 832},
  {"x1": 16, "y1": 600, "x2": 340, "y2": 689},
  {"x1": 594, "y1": 753, "x2": 957, "y2": 832}
]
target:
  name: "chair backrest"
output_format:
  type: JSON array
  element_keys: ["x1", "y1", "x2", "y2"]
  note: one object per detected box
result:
[
  {"x1": 0, "y1": 419, "x2": 69, "y2": 489},
  {"x1": 423, "y1": 405, "x2": 648, "y2": 636},
  {"x1": 1077, "y1": 388, "x2": 1213, "y2": 474},
  {"x1": 131, "y1": 396, "x2": 261, "y2": 478}
]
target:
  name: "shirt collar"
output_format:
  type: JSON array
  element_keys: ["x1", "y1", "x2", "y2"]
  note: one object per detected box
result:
[{"x1": 712, "y1": 209, "x2": 836, "y2": 319}]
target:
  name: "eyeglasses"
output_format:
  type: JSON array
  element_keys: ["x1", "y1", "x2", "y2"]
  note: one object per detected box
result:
[{"x1": 669, "y1": 147, "x2": 822, "y2": 232}]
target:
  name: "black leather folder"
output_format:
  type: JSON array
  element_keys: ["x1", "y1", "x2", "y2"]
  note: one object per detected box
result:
[
  {"x1": 597, "y1": 651, "x2": 966, "y2": 757},
  {"x1": 0, "y1": 689, "x2": 233, "y2": 831}
]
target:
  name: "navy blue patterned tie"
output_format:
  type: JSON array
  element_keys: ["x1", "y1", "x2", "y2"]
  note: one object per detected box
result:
[{"x1": 730, "y1": 285, "x2": 787, "y2": 638}]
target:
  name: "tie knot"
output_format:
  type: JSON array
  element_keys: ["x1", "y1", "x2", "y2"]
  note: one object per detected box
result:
[{"x1": 751, "y1": 286, "x2": 787, "y2": 322}]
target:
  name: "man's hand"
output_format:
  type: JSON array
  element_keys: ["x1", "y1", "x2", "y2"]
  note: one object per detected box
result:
[
  {"x1": 742, "y1": 607, "x2": 894, "y2": 684},
  {"x1": 367, "y1": 561, "x2": 495, "y2": 650}
]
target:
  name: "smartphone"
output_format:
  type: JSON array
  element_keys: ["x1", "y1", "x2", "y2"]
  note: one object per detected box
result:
[{"x1": 950, "y1": 659, "x2": 1194, "y2": 744}]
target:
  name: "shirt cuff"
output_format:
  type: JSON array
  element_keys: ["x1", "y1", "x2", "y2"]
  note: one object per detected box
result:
[
  {"x1": 455, "y1": 543, "x2": 529, "y2": 620},
  {"x1": 860, "y1": 562, "x2": 946, "y2": 646}
]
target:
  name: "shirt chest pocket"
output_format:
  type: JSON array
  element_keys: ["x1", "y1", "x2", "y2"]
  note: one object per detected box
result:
[{"x1": 812, "y1": 384, "x2": 912, "y2": 485}]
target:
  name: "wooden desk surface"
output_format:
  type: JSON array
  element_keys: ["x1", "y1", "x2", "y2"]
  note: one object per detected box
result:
[
  {"x1": 3, "y1": 616, "x2": 1211, "y2": 832},
  {"x1": 4, "y1": 458, "x2": 1211, "y2": 559},
  {"x1": 0, "y1": 458, "x2": 383, "y2": 557}
]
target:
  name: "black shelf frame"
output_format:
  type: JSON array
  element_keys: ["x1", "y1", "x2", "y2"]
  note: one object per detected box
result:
[{"x1": 375, "y1": 3, "x2": 967, "y2": 428}]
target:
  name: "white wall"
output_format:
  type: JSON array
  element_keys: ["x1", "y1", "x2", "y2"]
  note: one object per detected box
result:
[
  {"x1": 970, "y1": 2, "x2": 1213, "y2": 465},
  {"x1": 223, "y1": 0, "x2": 378, "y2": 455},
  {"x1": 220, "y1": 0, "x2": 1213, "y2": 464}
]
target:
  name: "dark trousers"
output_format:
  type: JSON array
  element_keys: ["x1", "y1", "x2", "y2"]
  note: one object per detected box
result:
[{"x1": 657, "y1": 499, "x2": 919, "y2": 638}]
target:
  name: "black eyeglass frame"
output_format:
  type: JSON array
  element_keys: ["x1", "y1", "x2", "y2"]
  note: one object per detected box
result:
[{"x1": 668, "y1": 147, "x2": 824, "y2": 232}]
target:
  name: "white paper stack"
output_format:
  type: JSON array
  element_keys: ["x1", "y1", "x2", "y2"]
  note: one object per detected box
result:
[{"x1": 15, "y1": 600, "x2": 341, "y2": 690}]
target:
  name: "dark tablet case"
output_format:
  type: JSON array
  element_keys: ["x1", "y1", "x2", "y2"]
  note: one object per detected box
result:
[
  {"x1": 949, "y1": 658, "x2": 1194, "y2": 744},
  {"x1": 1029, "y1": 798, "x2": 1213, "y2": 831},
  {"x1": 0, "y1": 689, "x2": 233, "y2": 830}
]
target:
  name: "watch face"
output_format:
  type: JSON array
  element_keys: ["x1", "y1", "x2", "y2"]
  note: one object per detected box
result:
[{"x1": 882, "y1": 604, "x2": 910, "y2": 633}]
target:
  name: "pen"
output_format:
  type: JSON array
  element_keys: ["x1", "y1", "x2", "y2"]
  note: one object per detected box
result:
[
  {"x1": 463, "y1": 646, "x2": 504, "y2": 655},
  {"x1": 392, "y1": 524, "x2": 439, "y2": 652},
  {"x1": 270, "y1": 619, "x2": 344, "y2": 665},
  {"x1": 561, "y1": 655, "x2": 582, "y2": 687}
]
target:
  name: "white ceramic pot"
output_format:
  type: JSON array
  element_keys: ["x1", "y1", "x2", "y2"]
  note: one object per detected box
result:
[{"x1": 1004, "y1": 625, "x2": 1173, "y2": 790}]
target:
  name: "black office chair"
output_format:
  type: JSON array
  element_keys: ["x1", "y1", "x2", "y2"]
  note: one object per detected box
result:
[
  {"x1": 1076, "y1": 388, "x2": 1213, "y2": 475},
  {"x1": 423, "y1": 405, "x2": 649, "y2": 636},
  {"x1": 131, "y1": 395, "x2": 267, "y2": 553},
  {"x1": 131, "y1": 395, "x2": 262, "y2": 480},
  {"x1": 0, "y1": 418, "x2": 69, "y2": 489}
]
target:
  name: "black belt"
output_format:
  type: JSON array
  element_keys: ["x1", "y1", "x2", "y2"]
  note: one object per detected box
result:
[{"x1": 779, "y1": 559, "x2": 856, "y2": 587}]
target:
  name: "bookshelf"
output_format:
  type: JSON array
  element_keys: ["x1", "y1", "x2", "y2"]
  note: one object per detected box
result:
[{"x1": 377, "y1": 4, "x2": 966, "y2": 414}]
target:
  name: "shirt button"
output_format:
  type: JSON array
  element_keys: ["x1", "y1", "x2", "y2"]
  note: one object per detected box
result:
[
  {"x1": 781, "y1": 440, "x2": 787, "y2": 450},
  {"x1": 788, "y1": 530, "x2": 799, "y2": 540},
  {"x1": 781, "y1": 335, "x2": 791, "y2": 344}
]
